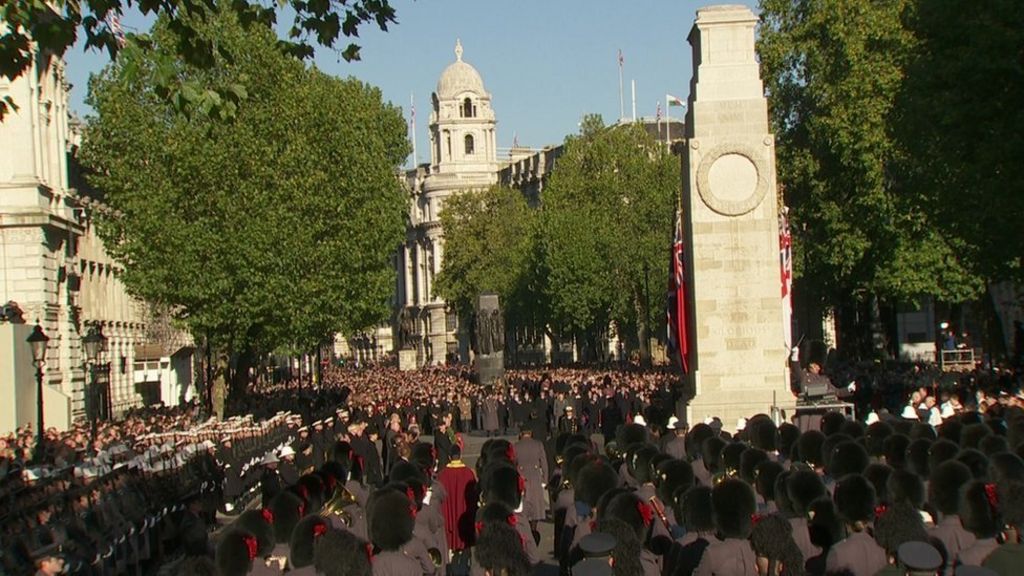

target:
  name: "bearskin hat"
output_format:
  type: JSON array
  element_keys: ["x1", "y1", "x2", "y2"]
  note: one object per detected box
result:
[
  {"x1": 988, "y1": 452, "x2": 1024, "y2": 485},
  {"x1": 960, "y1": 480, "x2": 1001, "y2": 539},
  {"x1": 701, "y1": 436, "x2": 727, "y2": 475},
  {"x1": 296, "y1": 474, "x2": 325, "y2": 511},
  {"x1": 839, "y1": 420, "x2": 866, "y2": 439},
  {"x1": 721, "y1": 442, "x2": 747, "y2": 477},
  {"x1": 937, "y1": 418, "x2": 963, "y2": 444},
  {"x1": 686, "y1": 423, "x2": 716, "y2": 460},
  {"x1": 368, "y1": 489, "x2": 415, "y2": 550},
  {"x1": 834, "y1": 474, "x2": 877, "y2": 525},
  {"x1": 828, "y1": 441, "x2": 870, "y2": 478},
  {"x1": 648, "y1": 453, "x2": 671, "y2": 483},
  {"x1": 887, "y1": 468, "x2": 925, "y2": 509},
  {"x1": 176, "y1": 556, "x2": 218, "y2": 576},
  {"x1": 882, "y1": 434, "x2": 910, "y2": 470},
  {"x1": 787, "y1": 469, "x2": 826, "y2": 517},
  {"x1": 566, "y1": 452, "x2": 598, "y2": 490},
  {"x1": 872, "y1": 502, "x2": 927, "y2": 555},
  {"x1": 979, "y1": 435, "x2": 1009, "y2": 457},
  {"x1": 320, "y1": 461, "x2": 346, "y2": 487},
  {"x1": 957, "y1": 449, "x2": 990, "y2": 480},
  {"x1": 911, "y1": 423, "x2": 937, "y2": 442},
  {"x1": 677, "y1": 486, "x2": 714, "y2": 533},
  {"x1": 576, "y1": 460, "x2": 620, "y2": 509},
  {"x1": 480, "y1": 463, "x2": 523, "y2": 510},
  {"x1": 484, "y1": 439, "x2": 516, "y2": 467},
  {"x1": 754, "y1": 460, "x2": 784, "y2": 504},
  {"x1": 821, "y1": 433, "x2": 854, "y2": 472},
  {"x1": 777, "y1": 423, "x2": 800, "y2": 460},
  {"x1": 998, "y1": 480, "x2": 1024, "y2": 529},
  {"x1": 332, "y1": 441, "x2": 355, "y2": 468},
  {"x1": 821, "y1": 412, "x2": 847, "y2": 437},
  {"x1": 656, "y1": 459, "x2": 694, "y2": 504},
  {"x1": 807, "y1": 497, "x2": 842, "y2": 550},
  {"x1": 630, "y1": 444, "x2": 660, "y2": 484},
  {"x1": 960, "y1": 423, "x2": 993, "y2": 450},
  {"x1": 598, "y1": 518, "x2": 644, "y2": 576},
  {"x1": 797, "y1": 430, "x2": 826, "y2": 469},
  {"x1": 215, "y1": 528, "x2": 259, "y2": 576},
  {"x1": 290, "y1": 515, "x2": 331, "y2": 568},
  {"x1": 740, "y1": 448, "x2": 769, "y2": 485},
  {"x1": 312, "y1": 527, "x2": 372, "y2": 576},
  {"x1": 929, "y1": 460, "x2": 973, "y2": 516},
  {"x1": 232, "y1": 509, "x2": 274, "y2": 556},
  {"x1": 863, "y1": 463, "x2": 893, "y2": 506},
  {"x1": 617, "y1": 423, "x2": 649, "y2": 448},
  {"x1": 750, "y1": 514, "x2": 798, "y2": 566},
  {"x1": 598, "y1": 491, "x2": 652, "y2": 542},
  {"x1": 906, "y1": 438, "x2": 933, "y2": 478},
  {"x1": 748, "y1": 416, "x2": 777, "y2": 453},
  {"x1": 269, "y1": 490, "x2": 306, "y2": 544},
  {"x1": 474, "y1": 522, "x2": 531, "y2": 576},
  {"x1": 865, "y1": 421, "x2": 894, "y2": 458},
  {"x1": 478, "y1": 501, "x2": 517, "y2": 528},
  {"x1": 711, "y1": 478, "x2": 756, "y2": 539}
]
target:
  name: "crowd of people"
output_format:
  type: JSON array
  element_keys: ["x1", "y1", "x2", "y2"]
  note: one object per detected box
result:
[{"x1": 4, "y1": 359, "x2": 1024, "y2": 576}]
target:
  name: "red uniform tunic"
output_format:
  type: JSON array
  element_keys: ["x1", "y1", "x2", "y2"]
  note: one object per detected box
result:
[{"x1": 437, "y1": 460, "x2": 478, "y2": 551}]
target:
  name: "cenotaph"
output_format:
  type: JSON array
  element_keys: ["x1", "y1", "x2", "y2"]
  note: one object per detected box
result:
[
  {"x1": 681, "y1": 5, "x2": 793, "y2": 428},
  {"x1": 474, "y1": 293, "x2": 505, "y2": 386}
]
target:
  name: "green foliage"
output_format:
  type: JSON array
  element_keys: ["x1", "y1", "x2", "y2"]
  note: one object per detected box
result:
[
  {"x1": 0, "y1": 0, "x2": 397, "y2": 119},
  {"x1": 433, "y1": 185, "x2": 538, "y2": 320},
  {"x1": 895, "y1": 0, "x2": 1024, "y2": 282},
  {"x1": 79, "y1": 10, "x2": 409, "y2": 356},
  {"x1": 758, "y1": 0, "x2": 983, "y2": 305},
  {"x1": 540, "y1": 116, "x2": 678, "y2": 351}
]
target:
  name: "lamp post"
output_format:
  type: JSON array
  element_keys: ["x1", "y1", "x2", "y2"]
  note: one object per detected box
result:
[
  {"x1": 82, "y1": 325, "x2": 107, "y2": 444},
  {"x1": 26, "y1": 323, "x2": 49, "y2": 462}
]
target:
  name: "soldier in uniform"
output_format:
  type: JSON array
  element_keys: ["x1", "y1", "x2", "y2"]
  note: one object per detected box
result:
[
  {"x1": 312, "y1": 529, "x2": 373, "y2": 576},
  {"x1": 261, "y1": 453, "x2": 284, "y2": 509},
  {"x1": 825, "y1": 474, "x2": 887, "y2": 576},
  {"x1": 368, "y1": 489, "x2": 420, "y2": 576},
  {"x1": 663, "y1": 418, "x2": 687, "y2": 460},
  {"x1": 692, "y1": 478, "x2": 758, "y2": 576}
]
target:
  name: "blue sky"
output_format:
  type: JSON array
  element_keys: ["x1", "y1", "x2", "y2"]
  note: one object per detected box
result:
[{"x1": 64, "y1": 0, "x2": 758, "y2": 165}]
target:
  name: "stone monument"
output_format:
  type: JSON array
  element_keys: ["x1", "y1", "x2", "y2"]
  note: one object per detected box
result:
[
  {"x1": 474, "y1": 293, "x2": 504, "y2": 386},
  {"x1": 397, "y1": 308, "x2": 419, "y2": 371},
  {"x1": 681, "y1": 5, "x2": 793, "y2": 428}
]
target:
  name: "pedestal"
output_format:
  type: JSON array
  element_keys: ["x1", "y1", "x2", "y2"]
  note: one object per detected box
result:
[
  {"x1": 398, "y1": 349, "x2": 418, "y2": 371},
  {"x1": 476, "y1": 353, "x2": 504, "y2": 387}
]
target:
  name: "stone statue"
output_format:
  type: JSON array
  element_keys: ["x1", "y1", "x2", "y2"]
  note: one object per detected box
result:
[
  {"x1": 477, "y1": 311, "x2": 492, "y2": 355},
  {"x1": 490, "y1": 309, "x2": 504, "y2": 352},
  {"x1": 398, "y1": 308, "x2": 416, "y2": 350}
]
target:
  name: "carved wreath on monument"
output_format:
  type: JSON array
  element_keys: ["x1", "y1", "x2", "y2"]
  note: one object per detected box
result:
[{"x1": 694, "y1": 141, "x2": 771, "y2": 217}]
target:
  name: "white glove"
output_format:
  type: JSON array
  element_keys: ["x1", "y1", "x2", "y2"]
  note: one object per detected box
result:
[{"x1": 790, "y1": 347, "x2": 800, "y2": 362}]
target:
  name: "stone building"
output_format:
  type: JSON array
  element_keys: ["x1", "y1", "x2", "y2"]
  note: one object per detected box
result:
[
  {"x1": 0, "y1": 45, "x2": 191, "y2": 434},
  {"x1": 396, "y1": 40, "x2": 500, "y2": 365}
]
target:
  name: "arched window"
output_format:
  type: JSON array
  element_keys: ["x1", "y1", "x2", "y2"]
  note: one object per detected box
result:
[
  {"x1": 462, "y1": 97, "x2": 474, "y2": 118},
  {"x1": 464, "y1": 134, "x2": 475, "y2": 155}
]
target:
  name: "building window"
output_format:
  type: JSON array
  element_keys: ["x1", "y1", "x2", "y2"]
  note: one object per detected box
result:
[
  {"x1": 446, "y1": 310, "x2": 458, "y2": 332},
  {"x1": 465, "y1": 134, "x2": 475, "y2": 155},
  {"x1": 462, "y1": 97, "x2": 475, "y2": 118}
]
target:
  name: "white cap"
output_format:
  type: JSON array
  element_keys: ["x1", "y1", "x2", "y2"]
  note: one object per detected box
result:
[
  {"x1": 865, "y1": 411, "x2": 880, "y2": 425},
  {"x1": 263, "y1": 452, "x2": 280, "y2": 465},
  {"x1": 633, "y1": 414, "x2": 647, "y2": 426},
  {"x1": 928, "y1": 407, "x2": 943, "y2": 427},
  {"x1": 667, "y1": 416, "x2": 679, "y2": 429},
  {"x1": 736, "y1": 418, "x2": 748, "y2": 431},
  {"x1": 940, "y1": 403, "x2": 955, "y2": 418},
  {"x1": 901, "y1": 405, "x2": 919, "y2": 420},
  {"x1": 278, "y1": 446, "x2": 296, "y2": 458},
  {"x1": 703, "y1": 417, "x2": 715, "y2": 425}
]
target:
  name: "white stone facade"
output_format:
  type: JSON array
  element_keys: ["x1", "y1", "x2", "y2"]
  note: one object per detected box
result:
[
  {"x1": 0, "y1": 47, "x2": 156, "y2": 432},
  {"x1": 395, "y1": 40, "x2": 499, "y2": 365}
]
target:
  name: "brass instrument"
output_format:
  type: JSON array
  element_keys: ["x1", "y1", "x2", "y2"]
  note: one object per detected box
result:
[
  {"x1": 321, "y1": 485, "x2": 357, "y2": 526},
  {"x1": 648, "y1": 496, "x2": 673, "y2": 533},
  {"x1": 428, "y1": 547, "x2": 443, "y2": 567}
]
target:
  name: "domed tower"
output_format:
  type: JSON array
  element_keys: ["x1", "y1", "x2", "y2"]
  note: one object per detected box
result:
[
  {"x1": 429, "y1": 39, "x2": 498, "y2": 172},
  {"x1": 399, "y1": 40, "x2": 499, "y2": 366}
]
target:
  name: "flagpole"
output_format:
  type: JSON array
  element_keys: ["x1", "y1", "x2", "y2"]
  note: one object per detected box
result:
[
  {"x1": 410, "y1": 92, "x2": 418, "y2": 168},
  {"x1": 665, "y1": 95, "x2": 670, "y2": 146},
  {"x1": 631, "y1": 79, "x2": 636, "y2": 122},
  {"x1": 618, "y1": 49, "x2": 625, "y2": 122}
]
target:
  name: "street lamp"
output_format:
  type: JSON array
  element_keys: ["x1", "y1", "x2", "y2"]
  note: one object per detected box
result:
[
  {"x1": 82, "y1": 326, "x2": 107, "y2": 441},
  {"x1": 26, "y1": 323, "x2": 49, "y2": 461}
]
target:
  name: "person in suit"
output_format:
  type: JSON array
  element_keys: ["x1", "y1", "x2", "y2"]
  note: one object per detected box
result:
[
  {"x1": 514, "y1": 428, "x2": 549, "y2": 537},
  {"x1": 433, "y1": 417, "x2": 454, "y2": 469}
]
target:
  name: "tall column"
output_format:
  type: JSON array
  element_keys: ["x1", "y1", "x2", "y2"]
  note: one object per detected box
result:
[{"x1": 682, "y1": 5, "x2": 793, "y2": 429}]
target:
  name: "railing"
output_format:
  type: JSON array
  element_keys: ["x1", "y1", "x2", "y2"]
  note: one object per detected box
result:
[{"x1": 939, "y1": 348, "x2": 976, "y2": 371}]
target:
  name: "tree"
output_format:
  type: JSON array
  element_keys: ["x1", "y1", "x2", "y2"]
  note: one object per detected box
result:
[
  {"x1": 758, "y1": 0, "x2": 982, "y2": 355},
  {"x1": 1, "y1": 0, "x2": 398, "y2": 119},
  {"x1": 79, "y1": 11, "x2": 408, "y2": 403},
  {"x1": 540, "y1": 115, "x2": 678, "y2": 364},
  {"x1": 895, "y1": 0, "x2": 1024, "y2": 283},
  {"x1": 433, "y1": 184, "x2": 539, "y2": 345}
]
